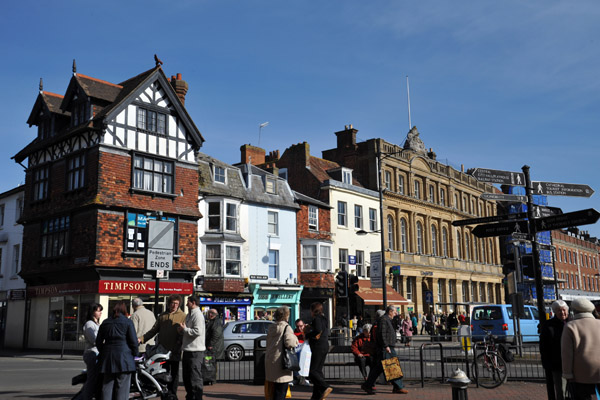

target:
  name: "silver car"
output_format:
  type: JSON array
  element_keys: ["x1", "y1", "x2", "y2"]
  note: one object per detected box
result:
[{"x1": 223, "y1": 320, "x2": 273, "y2": 361}]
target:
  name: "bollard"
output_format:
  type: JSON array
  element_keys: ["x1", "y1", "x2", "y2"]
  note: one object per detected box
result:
[{"x1": 447, "y1": 368, "x2": 470, "y2": 400}]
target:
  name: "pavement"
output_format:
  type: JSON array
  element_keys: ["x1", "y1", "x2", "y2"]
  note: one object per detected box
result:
[{"x1": 0, "y1": 348, "x2": 548, "y2": 399}]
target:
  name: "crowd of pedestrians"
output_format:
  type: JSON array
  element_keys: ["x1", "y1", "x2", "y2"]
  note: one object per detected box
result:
[{"x1": 75, "y1": 294, "x2": 225, "y2": 400}]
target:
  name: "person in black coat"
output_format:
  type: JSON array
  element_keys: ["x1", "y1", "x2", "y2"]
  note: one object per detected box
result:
[
  {"x1": 96, "y1": 301, "x2": 139, "y2": 400},
  {"x1": 204, "y1": 309, "x2": 224, "y2": 385},
  {"x1": 540, "y1": 300, "x2": 569, "y2": 400},
  {"x1": 305, "y1": 302, "x2": 332, "y2": 400}
]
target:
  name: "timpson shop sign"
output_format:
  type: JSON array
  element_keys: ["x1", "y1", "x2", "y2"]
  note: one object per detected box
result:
[{"x1": 28, "y1": 280, "x2": 193, "y2": 297}]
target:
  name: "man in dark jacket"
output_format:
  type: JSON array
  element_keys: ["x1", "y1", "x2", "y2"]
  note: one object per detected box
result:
[
  {"x1": 204, "y1": 309, "x2": 224, "y2": 385},
  {"x1": 540, "y1": 300, "x2": 569, "y2": 400},
  {"x1": 305, "y1": 302, "x2": 332, "y2": 400},
  {"x1": 362, "y1": 306, "x2": 408, "y2": 395}
]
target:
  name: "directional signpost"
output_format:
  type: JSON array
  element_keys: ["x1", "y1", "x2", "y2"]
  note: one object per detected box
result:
[
  {"x1": 534, "y1": 208, "x2": 600, "y2": 232},
  {"x1": 470, "y1": 168, "x2": 525, "y2": 186},
  {"x1": 469, "y1": 164, "x2": 596, "y2": 341},
  {"x1": 480, "y1": 193, "x2": 527, "y2": 202},
  {"x1": 532, "y1": 181, "x2": 594, "y2": 198}
]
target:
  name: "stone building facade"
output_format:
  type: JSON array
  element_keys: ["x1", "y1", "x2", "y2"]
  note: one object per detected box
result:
[{"x1": 322, "y1": 126, "x2": 505, "y2": 317}]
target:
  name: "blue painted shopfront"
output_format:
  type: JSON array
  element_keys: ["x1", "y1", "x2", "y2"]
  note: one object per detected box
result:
[{"x1": 249, "y1": 284, "x2": 303, "y2": 323}]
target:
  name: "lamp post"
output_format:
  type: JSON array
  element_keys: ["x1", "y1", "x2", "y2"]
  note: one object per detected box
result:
[{"x1": 357, "y1": 140, "x2": 407, "y2": 310}]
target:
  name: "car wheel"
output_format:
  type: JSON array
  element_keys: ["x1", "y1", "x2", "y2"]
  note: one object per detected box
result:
[{"x1": 226, "y1": 344, "x2": 244, "y2": 361}]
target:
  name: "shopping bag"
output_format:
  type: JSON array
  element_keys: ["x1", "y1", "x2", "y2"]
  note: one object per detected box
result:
[
  {"x1": 381, "y1": 356, "x2": 404, "y2": 381},
  {"x1": 298, "y1": 343, "x2": 312, "y2": 377},
  {"x1": 286, "y1": 385, "x2": 292, "y2": 398}
]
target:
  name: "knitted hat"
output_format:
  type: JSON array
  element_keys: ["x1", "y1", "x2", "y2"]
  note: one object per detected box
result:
[
  {"x1": 571, "y1": 298, "x2": 594, "y2": 313},
  {"x1": 376, "y1": 309, "x2": 386, "y2": 318}
]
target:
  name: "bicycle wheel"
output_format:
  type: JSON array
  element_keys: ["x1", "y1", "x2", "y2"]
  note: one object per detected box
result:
[{"x1": 472, "y1": 352, "x2": 508, "y2": 389}]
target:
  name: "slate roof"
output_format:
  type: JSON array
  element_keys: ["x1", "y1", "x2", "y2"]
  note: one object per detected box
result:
[
  {"x1": 237, "y1": 164, "x2": 299, "y2": 210},
  {"x1": 75, "y1": 74, "x2": 123, "y2": 102},
  {"x1": 198, "y1": 153, "x2": 247, "y2": 200},
  {"x1": 292, "y1": 190, "x2": 331, "y2": 209}
]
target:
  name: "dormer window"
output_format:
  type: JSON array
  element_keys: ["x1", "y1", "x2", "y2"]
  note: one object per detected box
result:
[
  {"x1": 214, "y1": 166, "x2": 226, "y2": 184},
  {"x1": 265, "y1": 177, "x2": 276, "y2": 194},
  {"x1": 137, "y1": 107, "x2": 166, "y2": 135},
  {"x1": 39, "y1": 118, "x2": 53, "y2": 139},
  {"x1": 342, "y1": 168, "x2": 352, "y2": 184},
  {"x1": 72, "y1": 101, "x2": 90, "y2": 126}
]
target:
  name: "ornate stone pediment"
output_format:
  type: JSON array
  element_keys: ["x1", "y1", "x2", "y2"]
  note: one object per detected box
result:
[{"x1": 403, "y1": 126, "x2": 427, "y2": 154}]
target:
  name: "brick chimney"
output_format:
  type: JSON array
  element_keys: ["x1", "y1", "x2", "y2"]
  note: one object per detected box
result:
[
  {"x1": 170, "y1": 73, "x2": 188, "y2": 106},
  {"x1": 335, "y1": 124, "x2": 358, "y2": 150},
  {"x1": 240, "y1": 144, "x2": 266, "y2": 165}
]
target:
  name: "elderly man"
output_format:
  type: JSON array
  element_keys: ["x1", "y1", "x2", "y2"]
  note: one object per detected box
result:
[
  {"x1": 561, "y1": 298, "x2": 600, "y2": 400},
  {"x1": 540, "y1": 300, "x2": 569, "y2": 400},
  {"x1": 204, "y1": 309, "x2": 224, "y2": 386},
  {"x1": 363, "y1": 306, "x2": 408, "y2": 395},
  {"x1": 131, "y1": 298, "x2": 156, "y2": 354}
]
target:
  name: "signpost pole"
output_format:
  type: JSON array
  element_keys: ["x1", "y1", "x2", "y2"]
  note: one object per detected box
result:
[
  {"x1": 377, "y1": 142, "x2": 388, "y2": 310},
  {"x1": 522, "y1": 165, "x2": 547, "y2": 325},
  {"x1": 155, "y1": 273, "x2": 160, "y2": 317}
]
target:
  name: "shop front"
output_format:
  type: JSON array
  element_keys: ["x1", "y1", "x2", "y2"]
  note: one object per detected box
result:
[
  {"x1": 249, "y1": 283, "x2": 303, "y2": 323},
  {"x1": 196, "y1": 293, "x2": 253, "y2": 322},
  {"x1": 355, "y1": 280, "x2": 409, "y2": 323},
  {"x1": 26, "y1": 279, "x2": 193, "y2": 351}
]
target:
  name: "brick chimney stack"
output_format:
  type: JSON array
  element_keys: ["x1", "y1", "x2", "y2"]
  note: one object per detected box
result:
[
  {"x1": 335, "y1": 124, "x2": 358, "y2": 150},
  {"x1": 240, "y1": 144, "x2": 266, "y2": 165},
  {"x1": 170, "y1": 73, "x2": 189, "y2": 106}
]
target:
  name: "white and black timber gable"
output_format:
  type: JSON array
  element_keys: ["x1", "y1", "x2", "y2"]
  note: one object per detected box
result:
[{"x1": 14, "y1": 65, "x2": 204, "y2": 169}]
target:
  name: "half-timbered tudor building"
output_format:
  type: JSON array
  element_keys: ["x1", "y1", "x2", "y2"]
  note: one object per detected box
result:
[{"x1": 13, "y1": 61, "x2": 204, "y2": 349}]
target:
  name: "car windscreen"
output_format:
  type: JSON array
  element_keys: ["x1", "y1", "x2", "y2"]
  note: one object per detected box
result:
[
  {"x1": 472, "y1": 306, "x2": 502, "y2": 321},
  {"x1": 507, "y1": 306, "x2": 533, "y2": 319}
]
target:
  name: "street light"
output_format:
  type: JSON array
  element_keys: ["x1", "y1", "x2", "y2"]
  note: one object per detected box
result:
[{"x1": 357, "y1": 140, "x2": 407, "y2": 310}]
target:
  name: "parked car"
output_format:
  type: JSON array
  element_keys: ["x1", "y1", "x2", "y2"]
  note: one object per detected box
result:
[
  {"x1": 471, "y1": 304, "x2": 540, "y2": 344},
  {"x1": 223, "y1": 320, "x2": 274, "y2": 361}
]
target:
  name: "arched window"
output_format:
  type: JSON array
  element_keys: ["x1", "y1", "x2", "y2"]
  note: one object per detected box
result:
[
  {"x1": 387, "y1": 216, "x2": 395, "y2": 250},
  {"x1": 473, "y1": 237, "x2": 479, "y2": 262},
  {"x1": 431, "y1": 225, "x2": 438, "y2": 256},
  {"x1": 465, "y1": 233, "x2": 470, "y2": 260},
  {"x1": 416, "y1": 222, "x2": 423, "y2": 254},
  {"x1": 456, "y1": 230, "x2": 462, "y2": 259},
  {"x1": 442, "y1": 227, "x2": 448, "y2": 257},
  {"x1": 400, "y1": 218, "x2": 408, "y2": 252}
]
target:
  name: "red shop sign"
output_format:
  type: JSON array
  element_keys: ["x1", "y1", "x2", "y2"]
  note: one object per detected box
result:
[{"x1": 99, "y1": 280, "x2": 193, "y2": 295}]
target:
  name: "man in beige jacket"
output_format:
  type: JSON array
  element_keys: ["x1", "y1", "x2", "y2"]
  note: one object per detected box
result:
[
  {"x1": 131, "y1": 298, "x2": 156, "y2": 354},
  {"x1": 561, "y1": 298, "x2": 600, "y2": 399}
]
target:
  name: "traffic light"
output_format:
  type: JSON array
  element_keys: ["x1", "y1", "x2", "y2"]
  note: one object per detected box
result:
[
  {"x1": 502, "y1": 247, "x2": 519, "y2": 274},
  {"x1": 336, "y1": 271, "x2": 348, "y2": 298},
  {"x1": 521, "y1": 254, "x2": 535, "y2": 278},
  {"x1": 348, "y1": 274, "x2": 359, "y2": 295}
]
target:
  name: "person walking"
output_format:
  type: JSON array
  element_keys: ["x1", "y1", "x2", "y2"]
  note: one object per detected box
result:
[
  {"x1": 131, "y1": 298, "x2": 155, "y2": 355},
  {"x1": 77, "y1": 303, "x2": 103, "y2": 400},
  {"x1": 178, "y1": 295, "x2": 206, "y2": 400},
  {"x1": 362, "y1": 306, "x2": 408, "y2": 395},
  {"x1": 410, "y1": 313, "x2": 418, "y2": 336},
  {"x1": 305, "y1": 302, "x2": 333, "y2": 400},
  {"x1": 204, "y1": 308, "x2": 224, "y2": 385},
  {"x1": 265, "y1": 306, "x2": 299, "y2": 400},
  {"x1": 140, "y1": 294, "x2": 186, "y2": 396},
  {"x1": 401, "y1": 314, "x2": 413, "y2": 347},
  {"x1": 540, "y1": 300, "x2": 569, "y2": 400},
  {"x1": 96, "y1": 301, "x2": 139, "y2": 400},
  {"x1": 561, "y1": 298, "x2": 600, "y2": 400},
  {"x1": 420, "y1": 313, "x2": 427, "y2": 335},
  {"x1": 351, "y1": 324, "x2": 372, "y2": 380}
]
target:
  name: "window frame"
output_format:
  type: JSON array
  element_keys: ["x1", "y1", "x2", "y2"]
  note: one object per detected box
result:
[
  {"x1": 387, "y1": 216, "x2": 395, "y2": 250},
  {"x1": 268, "y1": 211, "x2": 279, "y2": 236},
  {"x1": 132, "y1": 154, "x2": 175, "y2": 195},
  {"x1": 337, "y1": 201, "x2": 347, "y2": 227},
  {"x1": 369, "y1": 208, "x2": 377, "y2": 232},
  {"x1": 308, "y1": 205, "x2": 318, "y2": 231},
  {"x1": 41, "y1": 215, "x2": 70, "y2": 258},
  {"x1": 356, "y1": 250, "x2": 365, "y2": 277},
  {"x1": 12, "y1": 244, "x2": 20, "y2": 276},
  {"x1": 416, "y1": 221, "x2": 423, "y2": 254},
  {"x1": 384, "y1": 171, "x2": 392, "y2": 190},
  {"x1": 398, "y1": 174, "x2": 405, "y2": 194},
  {"x1": 301, "y1": 242, "x2": 332, "y2": 272},
  {"x1": 66, "y1": 152, "x2": 86, "y2": 191},
  {"x1": 269, "y1": 249, "x2": 279, "y2": 279},
  {"x1": 339, "y1": 248, "x2": 348, "y2": 272},
  {"x1": 400, "y1": 218, "x2": 408, "y2": 252},
  {"x1": 32, "y1": 165, "x2": 49, "y2": 201},
  {"x1": 214, "y1": 166, "x2": 226, "y2": 184},
  {"x1": 354, "y1": 204, "x2": 363, "y2": 229},
  {"x1": 137, "y1": 107, "x2": 167, "y2": 135}
]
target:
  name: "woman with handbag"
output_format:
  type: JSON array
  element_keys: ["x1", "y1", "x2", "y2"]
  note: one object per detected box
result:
[{"x1": 265, "y1": 306, "x2": 299, "y2": 400}]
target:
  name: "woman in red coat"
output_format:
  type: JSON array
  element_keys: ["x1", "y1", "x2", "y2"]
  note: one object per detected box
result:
[{"x1": 351, "y1": 324, "x2": 373, "y2": 380}]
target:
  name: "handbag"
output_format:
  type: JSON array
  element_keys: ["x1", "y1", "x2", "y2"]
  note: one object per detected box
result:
[
  {"x1": 281, "y1": 325, "x2": 300, "y2": 372},
  {"x1": 381, "y1": 356, "x2": 404, "y2": 381}
]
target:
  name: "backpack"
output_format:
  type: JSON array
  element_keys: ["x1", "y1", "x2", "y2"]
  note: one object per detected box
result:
[{"x1": 497, "y1": 343, "x2": 515, "y2": 362}]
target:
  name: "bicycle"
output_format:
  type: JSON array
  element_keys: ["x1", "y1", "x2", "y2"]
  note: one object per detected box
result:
[{"x1": 471, "y1": 328, "x2": 508, "y2": 388}]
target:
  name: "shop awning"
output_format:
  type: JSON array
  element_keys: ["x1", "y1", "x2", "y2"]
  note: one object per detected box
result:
[{"x1": 355, "y1": 280, "x2": 409, "y2": 305}]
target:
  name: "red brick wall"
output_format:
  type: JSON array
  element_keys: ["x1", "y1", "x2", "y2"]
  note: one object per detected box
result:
[
  {"x1": 203, "y1": 277, "x2": 245, "y2": 292},
  {"x1": 296, "y1": 203, "x2": 333, "y2": 289}
]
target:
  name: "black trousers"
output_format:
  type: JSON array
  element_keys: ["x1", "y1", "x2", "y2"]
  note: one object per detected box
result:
[
  {"x1": 165, "y1": 358, "x2": 180, "y2": 395},
  {"x1": 568, "y1": 382, "x2": 600, "y2": 400},
  {"x1": 182, "y1": 351, "x2": 204, "y2": 400},
  {"x1": 272, "y1": 382, "x2": 288, "y2": 400},
  {"x1": 354, "y1": 355, "x2": 371, "y2": 379},
  {"x1": 308, "y1": 344, "x2": 330, "y2": 400}
]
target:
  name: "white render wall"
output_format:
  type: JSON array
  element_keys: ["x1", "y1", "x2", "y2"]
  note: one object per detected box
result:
[
  {"x1": 329, "y1": 186, "x2": 380, "y2": 277},
  {"x1": 244, "y1": 203, "x2": 297, "y2": 285},
  {"x1": 0, "y1": 187, "x2": 25, "y2": 292}
]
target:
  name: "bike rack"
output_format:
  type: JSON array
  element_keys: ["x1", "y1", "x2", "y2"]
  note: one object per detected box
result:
[{"x1": 419, "y1": 342, "x2": 444, "y2": 388}]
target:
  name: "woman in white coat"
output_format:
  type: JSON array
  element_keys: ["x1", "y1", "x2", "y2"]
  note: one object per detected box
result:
[{"x1": 265, "y1": 306, "x2": 299, "y2": 400}]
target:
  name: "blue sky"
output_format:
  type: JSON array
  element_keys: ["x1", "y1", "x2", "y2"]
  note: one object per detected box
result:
[{"x1": 1, "y1": 1, "x2": 599, "y2": 237}]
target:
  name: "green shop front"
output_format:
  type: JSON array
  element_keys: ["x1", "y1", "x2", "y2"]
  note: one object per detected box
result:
[{"x1": 249, "y1": 283, "x2": 303, "y2": 323}]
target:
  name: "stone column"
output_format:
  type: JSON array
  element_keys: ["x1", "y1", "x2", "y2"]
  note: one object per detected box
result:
[
  {"x1": 432, "y1": 277, "x2": 439, "y2": 314},
  {"x1": 456, "y1": 279, "x2": 464, "y2": 303},
  {"x1": 414, "y1": 276, "x2": 423, "y2": 317}
]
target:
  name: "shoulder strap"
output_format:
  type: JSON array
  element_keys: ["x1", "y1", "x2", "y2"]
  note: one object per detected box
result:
[{"x1": 280, "y1": 324, "x2": 291, "y2": 348}]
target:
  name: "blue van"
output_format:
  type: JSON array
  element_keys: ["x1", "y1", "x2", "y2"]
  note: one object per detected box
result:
[{"x1": 471, "y1": 304, "x2": 540, "y2": 343}]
